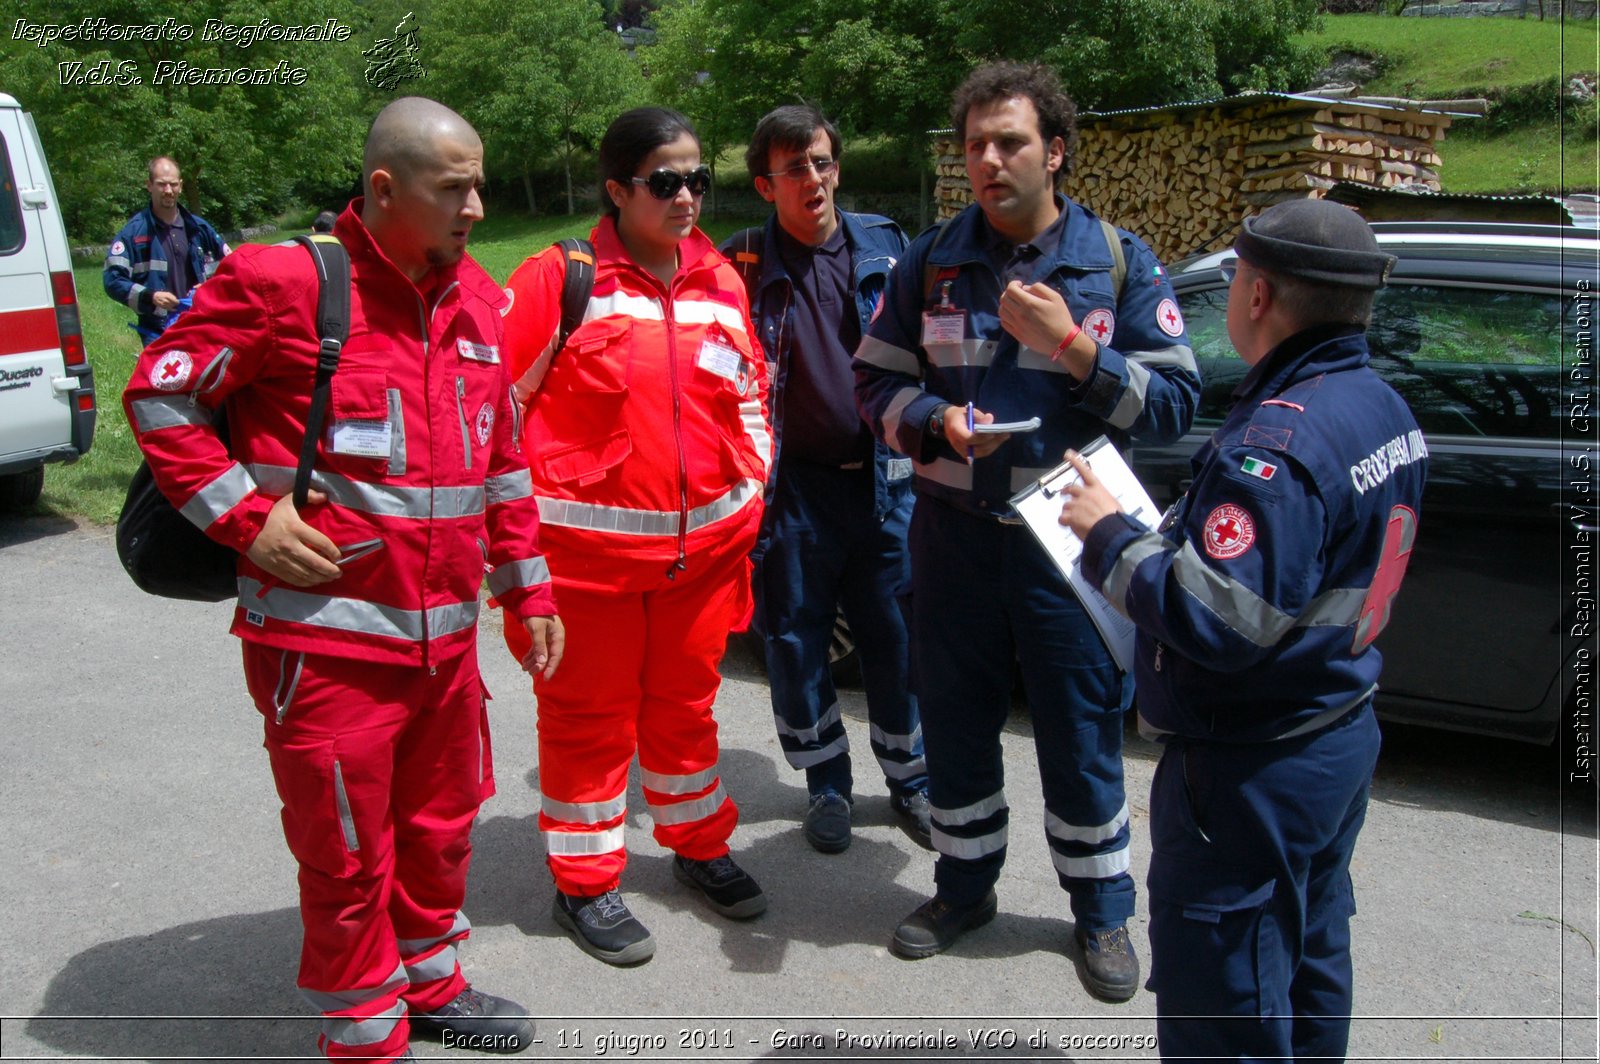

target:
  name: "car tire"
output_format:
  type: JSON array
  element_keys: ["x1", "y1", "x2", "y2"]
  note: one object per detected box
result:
[{"x1": 0, "y1": 465, "x2": 44, "y2": 510}]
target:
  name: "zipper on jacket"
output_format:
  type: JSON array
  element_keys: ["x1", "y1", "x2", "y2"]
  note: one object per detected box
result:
[
  {"x1": 664, "y1": 275, "x2": 689, "y2": 579},
  {"x1": 415, "y1": 295, "x2": 434, "y2": 669},
  {"x1": 455, "y1": 376, "x2": 472, "y2": 471}
]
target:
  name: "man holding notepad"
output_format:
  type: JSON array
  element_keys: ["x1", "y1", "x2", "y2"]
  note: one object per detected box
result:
[{"x1": 853, "y1": 60, "x2": 1198, "y2": 1002}]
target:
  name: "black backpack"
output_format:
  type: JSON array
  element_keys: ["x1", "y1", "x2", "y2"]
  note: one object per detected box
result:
[{"x1": 116, "y1": 235, "x2": 352, "y2": 602}]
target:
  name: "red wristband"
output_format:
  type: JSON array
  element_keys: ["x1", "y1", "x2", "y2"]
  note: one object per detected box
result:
[{"x1": 1051, "y1": 323, "x2": 1083, "y2": 362}]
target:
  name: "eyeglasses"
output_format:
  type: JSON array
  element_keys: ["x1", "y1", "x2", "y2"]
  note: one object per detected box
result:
[
  {"x1": 1218, "y1": 256, "x2": 1239, "y2": 283},
  {"x1": 764, "y1": 157, "x2": 838, "y2": 182},
  {"x1": 631, "y1": 166, "x2": 712, "y2": 200}
]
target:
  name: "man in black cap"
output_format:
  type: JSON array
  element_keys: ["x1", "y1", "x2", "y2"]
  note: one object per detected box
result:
[{"x1": 1058, "y1": 198, "x2": 1426, "y2": 1061}]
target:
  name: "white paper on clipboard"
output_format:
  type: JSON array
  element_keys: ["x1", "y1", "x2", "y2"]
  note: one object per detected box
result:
[{"x1": 1007, "y1": 436, "x2": 1162, "y2": 673}]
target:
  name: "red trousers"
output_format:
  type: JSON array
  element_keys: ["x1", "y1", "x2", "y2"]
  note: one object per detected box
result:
[
  {"x1": 242, "y1": 643, "x2": 494, "y2": 1063},
  {"x1": 507, "y1": 544, "x2": 747, "y2": 897}
]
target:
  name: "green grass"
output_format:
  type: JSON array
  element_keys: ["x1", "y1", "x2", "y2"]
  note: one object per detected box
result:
[
  {"x1": 1301, "y1": 13, "x2": 1596, "y2": 194},
  {"x1": 40, "y1": 209, "x2": 756, "y2": 525}
]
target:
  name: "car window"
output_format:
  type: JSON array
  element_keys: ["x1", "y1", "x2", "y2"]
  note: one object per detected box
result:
[
  {"x1": 1176, "y1": 279, "x2": 1565, "y2": 440},
  {"x1": 0, "y1": 133, "x2": 22, "y2": 255}
]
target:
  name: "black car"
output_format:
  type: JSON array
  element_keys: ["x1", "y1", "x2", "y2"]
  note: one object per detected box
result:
[{"x1": 1133, "y1": 221, "x2": 1596, "y2": 743}]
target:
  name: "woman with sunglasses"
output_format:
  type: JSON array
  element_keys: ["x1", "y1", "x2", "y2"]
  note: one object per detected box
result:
[{"x1": 500, "y1": 107, "x2": 772, "y2": 967}]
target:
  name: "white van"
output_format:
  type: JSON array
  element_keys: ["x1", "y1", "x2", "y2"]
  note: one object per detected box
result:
[{"x1": 0, "y1": 92, "x2": 94, "y2": 509}]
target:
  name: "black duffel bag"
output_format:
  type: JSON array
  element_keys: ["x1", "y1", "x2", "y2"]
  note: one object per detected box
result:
[{"x1": 116, "y1": 235, "x2": 351, "y2": 602}]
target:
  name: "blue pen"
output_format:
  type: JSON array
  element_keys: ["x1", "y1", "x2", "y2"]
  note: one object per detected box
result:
[{"x1": 965, "y1": 402, "x2": 975, "y2": 463}]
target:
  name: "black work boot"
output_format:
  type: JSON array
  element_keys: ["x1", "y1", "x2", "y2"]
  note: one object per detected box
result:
[
  {"x1": 1074, "y1": 923, "x2": 1141, "y2": 1002},
  {"x1": 889, "y1": 890, "x2": 998, "y2": 959},
  {"x1": 408, "y1": 985, "x2": 534, "y2": 1053},
  {"x1": 672, "y1": 853, "x2": 768, "y2": 918},
  {"x1": 888, "y1": 789, "x2": 933, "y2": 849},
  {"x1": 803, "y1": 791, "x2": 853, "y2": 853},
  {"x1": 553, "y1": 889, "x2": 655, "y2": 966}
]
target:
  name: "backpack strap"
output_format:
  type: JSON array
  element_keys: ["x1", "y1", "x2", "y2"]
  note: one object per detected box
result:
[
  {"x1": 1099, "y1": 217, "x2": 1127, "y2": 297},
  {"x1": 555, "y1": 237, "x2": 596, "y2": 354},
  {"x1": 291, "y1": 234, "x2": 351, "y2": 508},
  {"x1": 724, "y1": 226, "x2": 763, "y2": 300}
]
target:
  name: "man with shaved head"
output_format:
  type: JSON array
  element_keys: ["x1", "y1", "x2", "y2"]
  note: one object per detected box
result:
[{"x1": 123, "y1": 97, "x2": 560, "y2": 1061}]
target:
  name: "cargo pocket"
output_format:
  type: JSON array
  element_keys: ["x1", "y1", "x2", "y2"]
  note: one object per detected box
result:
[
  {"x1": 540, "y1": 428, "x2": 632, "y2": 489},
  {"x1": 1148, "y1": 857, "x2": 1283, "y2": 1016},
  {"x1": 262, "y1": 732, "x2": 363, "y2": 880},
  {"x1": 325, "y1": 371, "x2": 394, "y2": 477}
]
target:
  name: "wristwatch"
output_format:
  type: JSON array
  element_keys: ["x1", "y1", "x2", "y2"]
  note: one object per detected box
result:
[{"x1": 927, "y1": 403, "x2": 951, "y2": 438}]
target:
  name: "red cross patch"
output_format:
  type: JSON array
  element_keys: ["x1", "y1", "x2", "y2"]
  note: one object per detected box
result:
[
  {"x1": 475, "y1": 403, "x2": 494, "y2": 447},
  {"x1": 1202, "y1": 503, "x2": 1256, "y2": 560},
  {"x1": 1082, "y1": 308, "x2": 1115, "y2": 345},
  {"x1": 1156, "y1": 298, "x2": 1184, "y2": 338},
  {"x1": 151, "y1": 350, "x2": 193, "y2": 392}
]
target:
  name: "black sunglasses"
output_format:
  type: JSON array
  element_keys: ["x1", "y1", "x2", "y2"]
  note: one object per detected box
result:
[{"x1": 631, "y1": 166, "x2": 712, "y2": 200}]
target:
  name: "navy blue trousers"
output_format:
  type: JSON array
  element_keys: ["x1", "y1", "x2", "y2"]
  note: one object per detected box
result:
[
  {"x1": 757, "y1": 460, "x2": 926, "y2": 799},
  {"x1": 1147, "y1": 703, "x2": 1381, "y2": 1062},
  {"x1": 909, "y1": 500, "x2": 1134, "y2": 930}
]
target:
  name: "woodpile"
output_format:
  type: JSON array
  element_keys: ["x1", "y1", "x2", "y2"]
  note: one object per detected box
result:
[{"x1": 933, "y1": 93, "x2": 1465, "y2": 263}]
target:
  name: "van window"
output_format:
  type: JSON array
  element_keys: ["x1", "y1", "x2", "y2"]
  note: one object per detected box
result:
[{"x1": 0, "y1": 133, "x2": 22, "y2": 255}]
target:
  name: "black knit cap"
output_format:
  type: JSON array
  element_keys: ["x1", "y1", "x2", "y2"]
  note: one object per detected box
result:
[{"x1": 1234, "y1": 199, "x2": 1396, "y2": 289}]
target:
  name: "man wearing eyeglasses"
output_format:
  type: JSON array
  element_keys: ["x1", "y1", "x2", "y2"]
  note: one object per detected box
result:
[
  {"x1": 104, "y1": 155, "x2": 230, "y2": 345},
  {"x1": 721, "y1": 104, "x2": 930, "y2": 858},
  {"x1": 854, "y1": 61, "x2": 1199, "y2": 1003}
]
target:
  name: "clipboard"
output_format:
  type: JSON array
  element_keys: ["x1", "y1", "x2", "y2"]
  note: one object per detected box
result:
[{"x1": 1007, "y1": 436, "x2": 1161, "y2": 673}]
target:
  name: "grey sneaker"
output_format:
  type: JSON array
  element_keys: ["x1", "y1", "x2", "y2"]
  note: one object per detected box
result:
[
  {"x1": 553, "y1": 889, "x2": 655, "y2": 966},
  {"x1": 803, "y1": 791, "x2": 853, "y2": 853}
]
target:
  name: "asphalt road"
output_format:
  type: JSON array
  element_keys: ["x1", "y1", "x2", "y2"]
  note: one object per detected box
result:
[{"x1": 1, "y1": 515, "x2": 1595, "y2": 1062}]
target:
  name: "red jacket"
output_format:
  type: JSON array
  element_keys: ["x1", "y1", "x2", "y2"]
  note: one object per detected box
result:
[
  {"x1": 502, "y1": 217, "x2": 770, "y2": 591},
  {"x1": 123, "y1": 202, "x2": 556, "y2": 667}
]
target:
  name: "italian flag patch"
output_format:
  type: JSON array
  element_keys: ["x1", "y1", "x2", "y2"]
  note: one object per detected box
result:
[{"x1": 1241, "y1": 457, "x2": 1277, "y2": 481}]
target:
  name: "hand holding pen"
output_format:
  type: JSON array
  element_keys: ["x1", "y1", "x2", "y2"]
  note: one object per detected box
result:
[{"x1": 947, "y1": 402, "x2": 1008, "y2": 464}]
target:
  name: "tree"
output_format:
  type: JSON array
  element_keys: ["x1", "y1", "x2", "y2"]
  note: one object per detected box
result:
[{"x1": 427, "y1": 0, "x2": 645, "y2": 214}]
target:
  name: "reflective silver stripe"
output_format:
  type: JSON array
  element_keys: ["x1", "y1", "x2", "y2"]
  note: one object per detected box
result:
[
  {"x1": 673, "y1": 297, "x2": 749, "y2": 334},
  {"x1": 236, "y1": 578, "x2": 480, "y2": 642},
  {"x1": 321, "y1": 1003, "x2": 407, "y2": 1047},
  {"x1": 783, "y1": 735, "x2": 851, "y2": 770},
  {"x1": 1016, "y1": 345, "x2": 1076, "y2": 375},
  {"x1": 536, "y1": 478, "x2": 760, "y2": 536},
  {"x1": 879, "y1": 756, "x2": 928, "y2": 781},
  {"x1": 404, "y1": 942, "x2": 458, "y2": 985},
  {"x1": 587, "y1": 289, "x2": 662, "y2": 322},
  {"x1": 105, "y1": 254, "x2": 130, "y2": 269},
  {"x1": 487, "y1": 556, "x2": 551, "y2": 597},
  {"x1": 544, "y1": 824, "x2": 626, "y2": 855},
  {"x1": 880, "y1": 386, "x2": 922, "y2": 443},
  {"x1": 931, "y1": 789, "x2": 1007, "y2": 828},
  {"x1": 386, "y1": 388, "x2": 407, "y2": 476},
  {"x1": 641, "y1": 764, "x2": 718, "y2": 796},
  {"x1": 302, "y1": 961, "x2": 407, "y2": 1013},
  {"x1": 142, "y1": 257, "x2": 169, "y2": 273},
  {"x1": 397, "y1": 911, "x2": 471, "y2": 955},
  {"x1": 1170, "y1": 542, "x2": 1298, "y2": 649},
  {"x1": 542, "y1": 791, "x2": 627, "y2": 825},
  {"x1": 512, "y1": 332, "x2": 559, "y2": 403},
  {"x1": 1046, "y1": 802, "x2": 1129, "y2": 845},
  {"x1": 647, "y1": 782, "x2": 728, "y2": 826},
  {"x1": 125, "y1": 283, "x2": 145, "y2": 310},
  {"x1": 1300, "y1": 588, "x2": 1371, "y2": 630},
  {"x1": 1011, "y1": 466, "x2": 1056, "y2": 494},
  {"x1": 924, "y1": 338, "x2": 998, "y2": 370},
  {"x1": 740, "y1": 398, "x2": 772, "y2": 472},
  {"x1": 1107, "y1": 360, "x2": 1153, "y2": 431},
  {"x1": 130, "y1": 395, "x2": 210, "y2": 432},
  {"x1": 774, "y1": 703, "x2": 842, "y2": 745},
  {"x1": 1273, "y1": 687, "x2": 1376, "y2": 740},
  {"x1": 869, "y1": 722, "x2": 922, "y2": 754},
  {"x1": 180, "y1": 462, "x2": 256, "y2": 530},
  {"x1": 1102, "y1": 531, "x2": 1169, "y2": 615},
  {"x1": 1139, "y1": 343, "x2": 1200, "y2": 375},
  {"x1": 856, "y1": 335, "x2": 922, "y2": 376},
  {"x1": 914, "y1": 456, "x2": 974, "y2": 492},
  {"x1": 332, "y1": 760, "x2": 360, "y2": 852},
  {"x1": 273, "y1": 650, "x2": 304, "y2": 726},
  {"x1": 1050, "y1": 846, "x2": 1131, "y2": 880},
  {"x1": 245, "y1": 463, "x2": 486, "y2": 520},
  {"x1": 932, "y1": 823, "x2": 1008, "y2": 860},
  {"x1": 485, "y1": 468, "x2": 534, "y2": 505}
]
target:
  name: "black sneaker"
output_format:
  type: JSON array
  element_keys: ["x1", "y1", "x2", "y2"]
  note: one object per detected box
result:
[
  {"x1": 889, "y1": 890, "x2": 998, "y2": 960},
  {"x1": 553, "y1": 889, "x2": 655, "y2": 966},
  {"x1": 408, "y1": 985, "x2": 534, "y2": 1054},
  {"x1": 1074, "y1": 924, "x2": 1141, "y2": 1003},
  {"x1": 888, "y1": 790, "x2": 933, "y2": 849},
  {"x1": 672, "y1": 853, "x2": 768, "y2": 919},
  {"x1": 803, "y1": 791, "x2": 853, "y2": 853}
]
